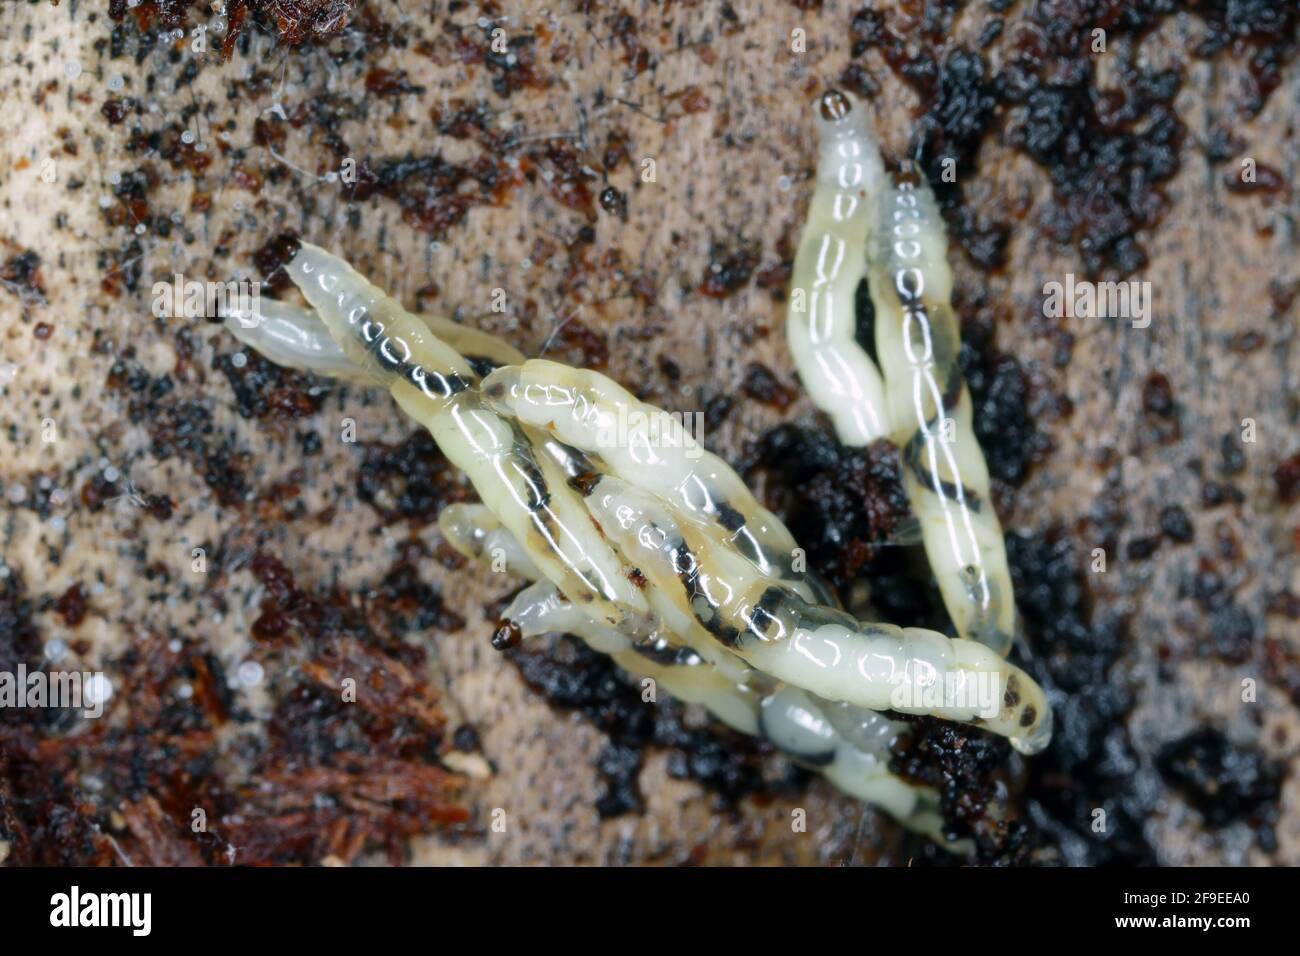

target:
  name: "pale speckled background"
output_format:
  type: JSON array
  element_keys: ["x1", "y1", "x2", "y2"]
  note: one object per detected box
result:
[{"x1": 0, "y1": 0, "x2": 1297, "y2": 865}]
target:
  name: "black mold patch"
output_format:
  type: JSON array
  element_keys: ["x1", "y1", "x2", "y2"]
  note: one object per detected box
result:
[
  {"x1": 1157, "y1": 727, "x2": 1282, "y2": 839},
  {"x1": 850, "y1": 2, "x2": 1299, "y2": 276},
  {"x1": 1009, "y1": 527, "x2": 1157, "y2": 866},
  {"x1": 748, "y1": 425, "x2": 944, "y2": 631},
  {"x1": 102, "y1": 349, "x2": 264, "y2": 509},
  {"x1": 215, "y1": 348, "x2": 323, "y2": 421},
  {"x1": 355, "y1": 430, "x2": 468, "y2": 527},
  {"x1": 960, "y1": 316, "x2": 1045, "y2": 488},
  {"x1": 508, "y1": 636, "x2": 802, "y2": 817},
  {"x1": 890, "y1": 717, "x2": 1030, "y2": 861}
]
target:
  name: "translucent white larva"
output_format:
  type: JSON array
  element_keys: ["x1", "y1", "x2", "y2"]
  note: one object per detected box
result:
[
  {"x1": 223, "y1": 298, "x2": 372, "y2": 381},
  {"x1": 443, "y1": 498, "x2": 954, "y2": 842},
  {"x1": 583, "y1": 473, "x2": 1050, "y2": 755},
  {"x1": 787, "y1": 92, "x2": 1019, "y2": 657},
  {"x1": 225, "y1": 239, "x2": 1054, "y2": 843},
  {"x1": 786, "y1": 89, "x2": 892, "y2": 446},
  {"x1": 437, "y1": 502, "x2": 542, "y2": 580},
  {"x1": 869, "y1": 168, "x2": 1017, "y2": 655},
  {"x1": 479, "y1": 360, "x2": 817, "y2": 594},
  {"x1": 281, "y1": 242, "x2": 653, "y2": 636},
  {"x1": 501, "y1": 580, "x2": 765, "y2": 733},
  {"x1": 224, "y1": 289, "x2": 526, "y2": 377}
]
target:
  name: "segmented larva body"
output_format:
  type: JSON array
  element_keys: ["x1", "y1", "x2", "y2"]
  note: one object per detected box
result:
[
  {"x1": 442, "y1": 507, "x2": 766, "y2": 733},
  {"x1": 870, "y1": 167, "x2": 1016, "y2": 655},
  {"x1": 787, "y1": 91, "x2": 1018, "y2": 657},
  {"x1": 224, "y1": 297, "x2": 526, "y2": 379},
  {"x1": 279, "y1": 243, "x2": 653, "y2": 637},
  {"x1": 786, "y1": 91, "x2": 891, "y2": 446},
  {"x1": 225, "y1": 240, "x2": 1054, "y2": 844},
  {"x1": 482, "y1": 359, "x2": 1049, "y2": 752},
  {"x1": 438, "y1": 502, "x2": 542, "y2": 580},
  {"x1": 223, "y1": 298, "x2": 372, "y2": 381},
  {"x1": 581, "y1": 473, "x2": 1048, "y2": 753},
  {"x1": 479, "y1": 360, "x2": 815, "y2": 593},
  {"x1": 439, "y1": 502, "x2": 951, "y2": 839}
]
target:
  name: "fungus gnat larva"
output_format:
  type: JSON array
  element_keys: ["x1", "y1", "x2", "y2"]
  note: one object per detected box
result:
[
  {"x1": 224, "y1": 137, "x2": 1052, "y2": 845},
  {"x1": 787, "y1": 90, "x2": 1019, "y2": 657}
]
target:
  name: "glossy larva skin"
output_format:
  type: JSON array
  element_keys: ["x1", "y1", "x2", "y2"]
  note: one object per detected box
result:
[
  {"x1": 476, "y1": 364, "x2": 1047, "y2": 749},
  {"x1": 223, "y1": 298, "x2": 525, "y2": 379},
  {"x1": 870, "y1": 173, "x2": 1016, "y2": 655},
  {"x1": 279, "y1": 242, "x2": 651, "y2": 637},
  {"x1": 788, "y1": 92, "x2": 1018, "y2": 657},
  {"x1": 786, "y1": 90, "x2": 892, "y2": 446},
  {"x1": 480, "y1": 360, "x2": 806, "y2": 589},
  {"x1": 443, "y1": 501, "x2": 950, "y2": 842},
  {"x1": 438, "y1": 503, "x2": 542, "y2": 580},
  {"x1": 583, "y1": 474, "x2": 1049, "y2": 754},
  {"x1": 227, "y1": 240, "x2": 1053, "y2": 845},
  {"x1": 223, "y1": 298, "x2": 372, "y2": 381}
]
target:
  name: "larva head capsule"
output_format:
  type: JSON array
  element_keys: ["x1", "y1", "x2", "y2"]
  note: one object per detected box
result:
[
  {"x1": 1011, "y1": 701, "x2": 1053, "y2": 757},
  {"x1": 818, "y1": 88, "x2": 854, "y2": 123},
  {"x1": 812, "y1": 89, "x2": 882, "y2": 168},
  {"x1": 895, "y1": 158, "x2": 926, "y2": 189}
]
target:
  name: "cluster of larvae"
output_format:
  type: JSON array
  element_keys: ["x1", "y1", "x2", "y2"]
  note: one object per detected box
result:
[
  {"x1": 223, "y1": 91, "x2": 1051, "y2": 848},
  {"x1": 787, "y1": 90, "x2": 1017, "y2": 658}
]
